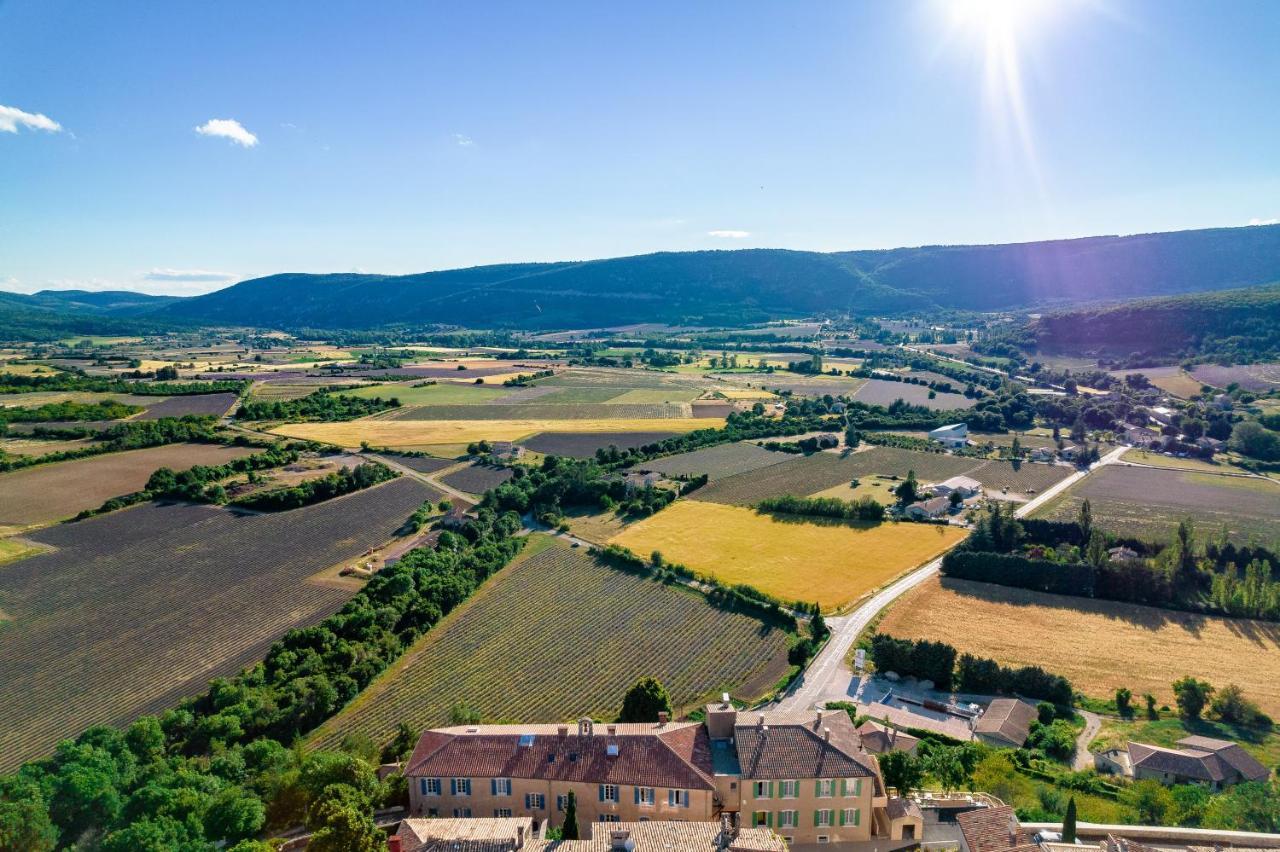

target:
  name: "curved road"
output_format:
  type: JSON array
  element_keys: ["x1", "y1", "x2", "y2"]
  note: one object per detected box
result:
[{"x1": 776, "y1": 446, "x2": 1127, "y2": 711}]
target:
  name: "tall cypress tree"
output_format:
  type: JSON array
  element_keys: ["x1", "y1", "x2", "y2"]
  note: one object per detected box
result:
[
  {"x1": 1062, "y1": 797, "x2": 1077, "y2": 844},
  {"x1": 563, "y1": 791, "x2": 579, "y2": 840}
]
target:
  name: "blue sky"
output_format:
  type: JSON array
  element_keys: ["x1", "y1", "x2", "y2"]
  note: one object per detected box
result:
[{"x1": 2, "y1": 0, "x2": 1278, "y2": 295}]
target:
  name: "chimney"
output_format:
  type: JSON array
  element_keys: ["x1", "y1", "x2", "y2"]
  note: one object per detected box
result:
[
  {"x1": 610, "y1": 829, "x2": 633, "y2": 852},
  {"x1": 757, "y1": 713, "x2": 765, "y2": 727},
  {"x1": 607, "y1": 724, "x2": 617, "y2": 736},
  {"x1": 558, "y1": 725, "x2": 569, "y2": 738},
  {"x1": 387, "y1": 836, "x2": 403, "y2": 852},
  {"x1": 721, "y1": 691, "x2": 731, "y2": 708},
  {"x1": 517, "y1": 826, "x2": 526, "y2": 848},
  {"x1": 824, "y1": 727, "x2": 831, "y2": 742},
  {"x1": 816, "y1": 709, "x2": 824, "y2": 726},
  {"x1": 658, "y1": 711, "x2": 669, "y2": 725}
]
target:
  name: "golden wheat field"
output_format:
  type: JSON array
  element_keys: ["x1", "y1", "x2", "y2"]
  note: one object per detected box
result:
[
  {"x1": 608, "y1": 500, "x2": 966, "y2": 611},
  {"x1": 878, "y1": 577, "x2": 1280, "y2": 715},
  {"x1": 269, "y1": 417, "x2": 722, "y2": 450}
]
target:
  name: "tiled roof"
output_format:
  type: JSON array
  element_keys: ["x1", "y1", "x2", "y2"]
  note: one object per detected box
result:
[
  {"x1": 734, "y1": 711, "x2": 878, "y2": 782},
  {"x1": 399, "y1": 820, "x2": 785, "y2": 852},
  {"x1": 956, "y1": 805, "x2": 1039, "y2": 852},
  {"x1": 1175, "y1": 736, "x2": 1270, "y2": 780},
  {"x1": 399, "y1": 816, "x2": 533, "y2": 852},
  {"x1": 856, "y1": 720, "x2": 920, "y2": 755},
  {"x1": 406, "y1": 722, "x2": 715, "y2": 789},
  {"x1": 973, "y1": 699, "x2": 1037, "y2": 746},
  {"x1": 886, "y1": 796, "x2": 922, "y2": 821},
  {"x1": 1129, "y1": 737, "x2": 1270, "y2": 784}
]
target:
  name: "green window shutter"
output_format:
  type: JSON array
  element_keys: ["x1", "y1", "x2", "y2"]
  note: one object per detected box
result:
[
  {"x1": 855, "y1": 779, "x2": 863, "y2": 797},
  {"x1": 854, "y1": 808, "x2": 861, "y2": 827},
  {"x1": 815, "y1": 780, "x2": 821, "y2": 796},
  {"x1": 767, "y1": 812, "x2": 774, "y2": 828},
  {"x1": 813, "y1": 810, "x2": 820, "y2": 827},
  {"x1": 839, "y1": 809, "x2": 846, "y2": 826},
  {"x1": 840, "y1": 779, "x2": 847, "y2": 797},
  {"x1": 768, "y1": 781, "x2": 774, "y2": 799}
]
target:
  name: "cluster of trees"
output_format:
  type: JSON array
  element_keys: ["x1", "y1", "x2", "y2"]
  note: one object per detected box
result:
[
  {"x1": 869, "y1": 635, "x2": 1073, "y2": 705},
  {"x1": 0, "y1": 508, "x2": 526, "y2": 849},
  {"x1": 231, "y1": 462, "x2": 399, "y2": 512},
  {"x1": 502, "y1": 370, "x2": 555, "y2": 386},
  {"x1": 236, "y1": 391, "x2": 398, "y2": 422},
  {"x1": 0, "y1": 416, "x2": 224, "y2": 473},
  {"x1": 142, "y1": 445, "x2": 304, "y2": 506},
  {"x1": 0, "y1": 399, "x2": 141, "y2": 425},
  {"x1": 756, "y1": 494, "x2": 885, "y2": 522},
  {"x1": 594, "y1": 409, "x2": 837, "y2": 469}
]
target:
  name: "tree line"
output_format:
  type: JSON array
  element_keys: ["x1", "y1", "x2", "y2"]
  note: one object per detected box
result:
[
  {"x1": 235, "y1": 390, "x2": 398, "y2": 422},
  {"x1": 869, "y1": 634, "x2": 1073, "y2": 705},
  {"x1": 230, "y1": 462, "x2": 399, "y2": 512}
]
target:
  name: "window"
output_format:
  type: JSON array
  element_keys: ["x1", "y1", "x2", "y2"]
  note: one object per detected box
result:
[
  {"x1": 556, "y1": 795, "x2": 569, "y2": 812},
  {"x1": 495, "y1": 808, "x2": 513, "y2": 818},
  {"x1": 752, "y1": 811, "x2": 771, "y2": 828},
  {"x1": 427, "y1": 808, "x2": 439, "y2": 818},
  {"x1": 817, "y1": 836, "x2": 830, "y2": 844},
  {"x1": 842, "y1": 778, "x2": 863, "y2": 797},
  {"x1": 815, "y1": 779, "x2": 835, "y2": 798},
  {"x1": 599, "y1": 814, "x2": 620, "y2": 823},
  {"x1": 599, "y1": 784, "x2": 619, "y2": 803},
  {"x1": 753, "y1": 781, "x2": 772, "y2": 799},
  {"x1": 451, "y1": 778, "x2": 471, "y2": 796},
  {"x1": 492, "y1": 778, "x2": 512, "y2": 796},
  {"x1": 525, "y1": 793, "x2": 546, "y2": 810},
  {"x1": 668, "y1": 789, "x2": 690, "y2": 808},
  {"x1": 778, "y1": 810, "x2": 798, "y2": 828},
  {"x1": 815, "y1": 809, "x2": 834, "y2": 827},
  {"x1": 779, "y1": 780, "x2": 798, "y2": 799},
  {"x1": 453, "y1": 807, "x2": 472, "y2": 818},
  {"x1": 841, "y1": 808, "x2": 861, "y2": 827},
  {"x1": 635, "y1": 787, "x2": 655, "y2": 806},
  {"x1": 420, "y1": 778, "x2": 442, "y2": 797}
]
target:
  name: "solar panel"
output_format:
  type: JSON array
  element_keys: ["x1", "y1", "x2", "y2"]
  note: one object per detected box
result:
[{"x1": 518, "y1": 734, "x2": 535, "y2": 747}]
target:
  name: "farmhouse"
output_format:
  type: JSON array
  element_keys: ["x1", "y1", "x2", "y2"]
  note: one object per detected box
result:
[
  {"x1": 928, "y1": 423, "x2": 969, "y2": 449},
  {"x1": 405, "y1": 704, "x2": 922, "y2": 847},
  {"x1": 1123, "y1": 426, "x2": 1161, "y2": 448},
  {"x1": 855, "y1": 720, "x2": 920, "y2": 757},
  {"x1": 1107, "y1": 546, "x2": 1140, "y2": 563},
  {"x1": 624, "y1": 471, "x2": 665, "y2": 492},
  {"x1": 929, "y1": 476, "x2": 981, "y2": 499},
  {"x1": 903, "y1": 496, "x2": 950, "y2": 520},
  {"x1": 1096, "y1": 736, "x2": 1269, "y2": 790},
  {"x1": 972, "y1": 699, "x2": 1037, "y2": 748},
  {"x1": 1058, "y1": 445, "x2": 1080, "y2": 461},
  {"x1": 1028, "y1": 447, "x2": 1054, "y2": 462},
  {"x1": 491, "y1": 440, "x2": 526, "y2": 460},
  {"x1": 393, "y1": 817, "x2": 787, "y2": 852}
]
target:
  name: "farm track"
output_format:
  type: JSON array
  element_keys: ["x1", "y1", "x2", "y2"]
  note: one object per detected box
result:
[
  {"x1": 310, "y1": 543, "x2": 792, "y2": 750},
  {"x1": 0, "y1": 477, "x2": 434, "y2": 770}
]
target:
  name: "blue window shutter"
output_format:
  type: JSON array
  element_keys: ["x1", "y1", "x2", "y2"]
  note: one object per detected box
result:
[
  {"x1": 491, "y1": 779, "x2": 498, "y2": 796},
  {"x1": 599, "y1": 784, "x2": 605, "y2": 802},
  {"x1": 683, "y1": 790, "x2": 689, "y2": 807},
  {"x1": 634, "y1": 787, "x2": 640, "y2": 805},
  {"x1": 450, "y1": 778, "x2": 457, "y2": 796}
]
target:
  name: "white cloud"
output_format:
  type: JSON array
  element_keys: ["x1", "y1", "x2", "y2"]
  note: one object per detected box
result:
[
  {"x1": 453, "y1": 133, "x2": 474, "y2": 147},
  {"x1": 144, "y1": 268, "x2": 236, "y2": 282},
  {"x1": 1248, "y1": 217, "x2": 1279, "y2": 226},
  {"x1": 0, "y1": 104, "x2": 62, "y2": 134},
  {"x1": 707, "y1": 229, "x2": 750, "y2": 239},
  {"x1": 195, "y1": 118, "x2": 258, "y2": 147}
]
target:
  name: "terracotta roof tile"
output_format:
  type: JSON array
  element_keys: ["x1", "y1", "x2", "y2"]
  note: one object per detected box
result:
[{"x1": 734, "y1": 711, "x2": 878, "y2": 781}]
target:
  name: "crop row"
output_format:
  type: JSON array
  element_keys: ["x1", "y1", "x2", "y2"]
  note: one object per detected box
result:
[
  {"x1": 0, "y1": 477, "x2": 434, "y2": 770},
  {"x1": 310, "y1": 544, "x2": 791, "y2": 750},
  {"x1": 384, "y1": 403, "x2": 692, "y2": 421}
]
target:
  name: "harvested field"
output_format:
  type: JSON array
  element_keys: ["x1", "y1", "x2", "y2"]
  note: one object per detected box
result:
[
  {"x1": 1188, "y1": 362, "x2": 1280, "y2": 394},
  {"x1": 754, "y1": 376, "x2": 868, "y2": 397},
  {"x1": 520, "y1": 431, "x2": 679, "y2": 458},
  {"x1": 879, "y1": 577, "x2": 1280, "y2": 716},
  {"x1": 611, "y1": 501, "x2": 966, "y2": 610},
  {"x1": 134, "y1": 392, "x2": 239, "y2": 420},
  {"x1": 850, "y1": 379, "x2": 976, "y2": 410},
  {"x1": 1032, "y1": 464, "x2": 1280, "y2": 544},
  {"x1": 0, "y1": 478, "x2": 433, "y2": 770},
  {"x1": 1121, "y1": 449, "x2": 1248, "y2": 475},
  {"x1": 1108, "y1": 366, "x2": 1204, "y2": 398},
  {"x1": 640, "y1": 442, "x2": 787, "y2": 480},
  {"x1": 524, "y1": 387, "x2": 631, "y2": 404},
  {"x1": 341, "y1": 382, "x2": 510, "y2": 405},
  {"x1": 270, "y1": 418, "x2": 719, "y2": 450},
  {"x1": 250, "y1": 378, "x2": 369, "y2": 401},
  {"x1": 691, "y1": 402, "x2": 734, "y2": 418},
  {"x1": 0, "y1": 443, "x2": 255, "y2": 528},
  {"x1": 0, "y1": 437, "x2": 96, "y2": 457},
  {"x1": 609, "y1": 388, "x2": 702, "y2": 404},
  {"x1": 309, "y1": 540, "x2": 792, "y2": 750},
  {"x1": 383, "y1": 402, "x2": 691, "y2": 420},
  {"x1": 533, "y1": 368, "x2": 706, "y2": 389},
  {"x1": 439, "y1": 462, "x2": 515, "y2": 495},
  {"x1": 693, "y1": 446, "x2": 978, "y2": 506}
]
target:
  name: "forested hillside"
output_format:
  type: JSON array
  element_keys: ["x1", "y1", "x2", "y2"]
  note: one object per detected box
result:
[
  {"x1": 155, "y1": 224, "x2": 1280, "y2": 329},
  {"x1": 1030, "y1": 282, "x2": 1280, "y2": 362}
]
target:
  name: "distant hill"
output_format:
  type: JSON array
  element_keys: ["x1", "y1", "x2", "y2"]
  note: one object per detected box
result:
[
  {"x1": 1031, "y1": 282, "x2": 1280, "y2": 363},
  {"x1": 153, "y1": 224, "x2": 1280, "y2": 329},
  {"x1": 0, "y1": 291, "x2": 181, "y2": 342}
]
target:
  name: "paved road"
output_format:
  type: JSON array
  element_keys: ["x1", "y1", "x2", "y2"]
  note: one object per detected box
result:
[
  {"x1": 775, "y1": 446, "x2": 1127, "y2": 712},
  {"x1": 1072, "y1": 709, "x2": 1102, "y2": 770}
]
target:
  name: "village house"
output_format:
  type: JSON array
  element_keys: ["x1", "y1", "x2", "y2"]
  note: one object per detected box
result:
[
  {"x1": 855, "y1": 721, "x2": 920, "y2": 757},
  {"x1": 623, "y1": 471, "x2": 665, "y2": 493},
  {"x1": 927, "y1": 423, "x2": 969, "y2": 449},
  {"x1": 1094, "y1": 736, "x2": 1269, "y2": 790},
  {"x1": 490, "y1": 441, "x2": 526, "y2": 461},
  {"x1": 928, "y1": 476, "x2": 981, "y2": 500},
  {"x1": 972, "y1": 699, "x2": 1037, "y2": 749},
  {"x1": 903, "y1": 496, "x2": 950, "y2": 521},
  {"x1": 404, "y1": 702, "x2": 923, "y2": 849}
]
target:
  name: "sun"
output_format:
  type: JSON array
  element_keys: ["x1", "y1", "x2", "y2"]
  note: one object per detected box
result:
[{"x1": 946, "y1": 0, "x2": 1050, "y2": 38}]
